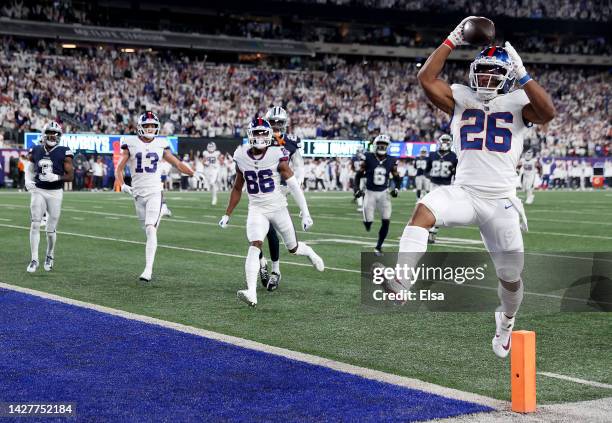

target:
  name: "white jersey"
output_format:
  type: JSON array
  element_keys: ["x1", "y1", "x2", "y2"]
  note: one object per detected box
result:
[
  {"x1": 121, "y1": 135, "x2": 170, "y2": 196},
  {"x1": 233, "y1": 144, "x2": 290, "y2": 212},
  {"x1": 520, "y1": 158, "x2": 538, "y2": 175},
  {"x1": 450, "y1": 84, "x2": 530, "y2": 198},
  {"x1": 203, "y1": 150, "x2": 220, "y2": 170}
]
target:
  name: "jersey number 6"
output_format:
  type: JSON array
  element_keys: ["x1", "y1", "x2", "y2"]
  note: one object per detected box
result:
[
  {"x1": 460, "y1": 109, "x2": 513, "y2": 153},
  {"x1": 244, "y1": 170, "x2": 275, "y2": 194}
]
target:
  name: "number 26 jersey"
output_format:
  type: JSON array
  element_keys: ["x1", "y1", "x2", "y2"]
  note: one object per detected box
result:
[
  {"x1": 233, "y1": 144, "x2": 290, "y2": 212},
  {"x1": 121, "y1": 135, "x2": 170, "y2": 196},
  {"x1": 450, "y1": 84, "x2": 530, "y2": 198}
]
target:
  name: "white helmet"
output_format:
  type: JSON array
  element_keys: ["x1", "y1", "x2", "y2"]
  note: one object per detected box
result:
[
  {"x1": 524, "y1": 149, "x2": 534, "y2": 160},
  {"x1": 265, "y1": 106, "x2": 288, "y2": 133},
  {"x1": 41, "y1": 121, "x2": 63, "y2": 147},
  {"x1": 373, "y1": 134, "x2": 391, "y2": 155},
  {"x1": 247, "y1": 117, "x2": 273, "y2": 150},
  {"x1": 438, "y1": 134, "x2": 452, "y2": 152},
  {"x1": 419, "y1": 146, "x2": 428, "y2": 157},
  {"x1": 137, "y1": 111, "x2": 160, "y2": 140},
  {"x1": 207, "y1": 142, "x2": 217, "y2": 153}
]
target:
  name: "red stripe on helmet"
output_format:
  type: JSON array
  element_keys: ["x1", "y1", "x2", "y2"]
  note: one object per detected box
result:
[{"x1": 487, "y1": 47, "x2": 496, "y2": 57}]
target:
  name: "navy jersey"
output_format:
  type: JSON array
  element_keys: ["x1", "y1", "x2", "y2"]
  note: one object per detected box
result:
[
  {"x1": 427, "y1": 151, "x2": 457, "y2": 186},
  {"x1": 415, "y1": 157, "x2": 428, "y2": 176},
  {"x1": 273, "y1": 133, "x2": 300, "y2": 158},
  {"x1": 30, "y1": 144, "x2": 73, "y2": 190},
  {"x1": 364, "y1": 152, "x2": 396, "y2": 191}
]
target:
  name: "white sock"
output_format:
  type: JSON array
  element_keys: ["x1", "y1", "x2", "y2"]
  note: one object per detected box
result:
[
  {"x1": 498, "y1": 280, "x2": 524, "y2": 317},
  {"x1": 46, "y1": 231, "x2": 56, "y2": 258},
  {"x1": 295, "y1": 242, "x2": 315, "y2": 259},
  {"x1": 272, "y1": 261, "x2": 280, "y2": 274},
  {"x1": 145, "y1": 225, "x2": 158, "y2": 273},
  {"x1": 30, "y1": 221, "x2": 40, "y2": 262},
  {"x1": 398, "y1": 226, "x2": 429, "y2": 285},
  {"x1": 245, "y1": 246, "x2": 260, "y2": 295}
]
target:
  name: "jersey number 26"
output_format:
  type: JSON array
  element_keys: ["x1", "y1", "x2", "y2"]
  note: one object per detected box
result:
[{"x1": 460, "y1": 109, "x2": 513, "y2": 153}]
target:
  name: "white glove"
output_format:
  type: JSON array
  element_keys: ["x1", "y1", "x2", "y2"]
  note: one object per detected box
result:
[
  {"x1": 39, "y1": 172, "x2": 60, "y2": 182},
  {"x1": 121, "y1": 183, "x2": 133, "y2": 196},
  {"x1": 219, "y1": 215, "x2": 230, "y2": 228},
  {"x1": 446, "y1": 16, "x2": 476, "y2": 48},
  {"x1": 504, "y1": 41, "x2": 528, "y2": 82},
  {"x1": 301, "y1": 214, "x2": 313, "y2": 232},
  {"x1": 25, "y1": 181, "x2": 36, "y2": 191},
  {"x1": 193, "y1": 171, "x2": 205, "y2": 183}
]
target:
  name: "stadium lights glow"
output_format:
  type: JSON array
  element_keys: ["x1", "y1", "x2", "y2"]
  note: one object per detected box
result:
[
  {"x1": 61, "y1": 44, "x2": 77, "y2": 49},
  {"x1": 121, "y1": 48, "x2": 135, "y2": 53}
]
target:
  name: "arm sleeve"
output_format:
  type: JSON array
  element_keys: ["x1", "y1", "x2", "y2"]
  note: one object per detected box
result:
[
  {"x1": 25, "y1": 161, "x2": 36, "y2": 183},
  {"x1": 290, "y1": 148, "x2": 305, "y2": 186},
  {"x1": 286, "y1": 175, "x2": 310, "y2": 217}
]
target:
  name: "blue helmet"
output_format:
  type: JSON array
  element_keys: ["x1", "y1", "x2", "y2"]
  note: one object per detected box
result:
[
  {"x1": 469, "y1": 46, "x2": 515, "y2": 100},
  {"x1": 247, "y1": 117, "x2": 273, "y2": 150}
]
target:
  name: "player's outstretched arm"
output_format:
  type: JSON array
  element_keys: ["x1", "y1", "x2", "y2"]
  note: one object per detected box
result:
[
  {"x1": 163, "y1": 149, "x2": 195, "y2": 176},
  {"x1": 505, "y1": 42, "x2": 556, "y2": 125},
  {"x1": 279, "y1": 160, "x2": 313, "y2": 231}
]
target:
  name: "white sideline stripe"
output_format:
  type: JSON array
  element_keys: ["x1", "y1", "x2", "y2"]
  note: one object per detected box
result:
[
  {"x1": 0, "y1": 224, "x2": 358, "y2": 274},
  {"x1": 0, "y1": 281, "x2": 505, "y2": 410},
  {"x1": 0, "y1": 217, "x2": 12, "y2": 221},
  {"x1": 538, "y1": 372, "x2": 612, "y2": 390}
]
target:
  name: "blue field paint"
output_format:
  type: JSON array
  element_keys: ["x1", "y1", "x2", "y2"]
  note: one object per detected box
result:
[{"x1": 0, "y1": 289, "x2": 493, "y2": 422}]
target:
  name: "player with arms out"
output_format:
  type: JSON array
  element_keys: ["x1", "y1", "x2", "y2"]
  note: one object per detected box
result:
[
  {"x1": 115, "y1": 112, "x2": 204, "y2": 282},
  {"x1": 219, "y1": 118, "x2": 323, "y2": 307},
  {"x1": 414, "y1": 147, "x2": 430, "y2": 200},
  {"x1": 256, "y1": 106, "x2": 305, "y2": 291},
  {"x1": 25, "y1": 121, "x2": 74, "y2": 273},
  {"x1": 203, "y1": 142, "x2": 221, "y2": 205},
  {"x1": 354, "y1": 134, "x2": 401, "y2": 255},
  {"x1": 400, "y1": 17, "x2": 555, "y2": 357},
  {"x1": 426, "y1": 134, "x2": 458, "y2": 243},
  {"x1": 517, "y1": 149, "x2": 541, "y2": 204}
]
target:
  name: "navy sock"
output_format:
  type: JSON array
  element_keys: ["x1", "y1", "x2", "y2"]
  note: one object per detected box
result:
[
  {"x1": 267, "y1": 227, "x2": 280, "y2": 262},
  {"x1": 376, "y1": 219, "x2": 390, "y2": 249}
]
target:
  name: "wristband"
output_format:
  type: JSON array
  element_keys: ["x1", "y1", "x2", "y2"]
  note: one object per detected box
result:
[
  {"x1": 443, "y1": 39, "x2": 455, "y2": 50},
  {"x1": 518, "y1": 74, "x2": 532, "y2": 86}
]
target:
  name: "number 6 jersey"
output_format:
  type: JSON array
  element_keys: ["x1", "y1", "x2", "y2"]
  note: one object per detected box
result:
[
  {"x1": 450, "y1": 84, "x2": 530, "y2": 198},
  {"x1": 364, "y1": 152, "x2": 396, "y2": 191},
  {"x1": 233, "y1": 144, "x2": 290, "y2": 212},
  {"x1": 121, "y1": 135, "x2": 170, "y2": 196}
]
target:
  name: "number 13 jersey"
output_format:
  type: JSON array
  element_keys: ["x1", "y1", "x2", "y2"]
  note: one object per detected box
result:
[
  {"x1": 233, "y1": 144, "x2": 290, "y2": 212},
  {"x1": 450, "y1": 84, "x2": 530, "y2": 198},
  {"x1": 121, "y1": 135, "x2": 170, "y2": 196}
]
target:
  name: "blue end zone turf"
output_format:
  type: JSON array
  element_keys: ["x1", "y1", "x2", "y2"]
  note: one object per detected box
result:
[{"x1": 0, "y1": 289, "x2": 493, "y2": 422}]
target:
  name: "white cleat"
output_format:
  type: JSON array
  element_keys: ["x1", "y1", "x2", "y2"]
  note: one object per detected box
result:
[
  {"x1": 492, "y1": 311, "x2": 515, "y2": 358},
  {"x1": 308, "y1": 252, "x2": 325, "y2": 272},
  {"x1": 237, "y1": 289, "x2": 257, "y2": 307},
  {"x1": 43, "y1": 256, "x2": 54, "y2": 272},
  {"x1": 161, "y1": 204, "x2": 172, "y2": 217},
  {"x1": 139, "y1": 269, "x2": 152, "y2": 283},
  {"x1": 212, "y1": 197, "x2": 218, "y2": 206},
  {"x1": 26, "y1": 260, "x2": 39, "y2": 273}
]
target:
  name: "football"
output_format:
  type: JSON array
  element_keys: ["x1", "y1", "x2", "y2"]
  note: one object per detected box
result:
[{"x1": 462, "y1": 16, "x2": 495, "y2": 46}]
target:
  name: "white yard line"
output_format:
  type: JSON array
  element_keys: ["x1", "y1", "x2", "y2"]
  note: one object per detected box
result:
[
  {"x1": 0, "y1": 281, "x2": 505, "y2": 410},
  {"x1": 538, "y1": 372, "x2": 612, "y2": 390}
]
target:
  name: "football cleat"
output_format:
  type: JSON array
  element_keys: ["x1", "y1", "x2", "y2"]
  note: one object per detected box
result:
[
  {"x1": 26, "y1": 260, "x2": 39, "y2": 273},
  {"x1": 428, "y1": 232, "x2": 437, "y2": 244},
  {"x1": 237, "y1": 290, "x2": 257, "y2": 307},
  {"x1": 266, "y1": 272, "x2": 281, "y2": 291},
  {"x1": 308, "y1": 252, "x2": 325, "y2": 272},
  {"x1": 259, "y1": 258, "x2": 270, "y2": 288},
  {"x1": 139, "y1": 269, "x2": 152, "y2": 283},
  {"x1": 492, "y1": 311, "x2": 515, "y2": 358},
  {"x1": 161, "y1": 204, "x2": 172, "y2": 217},
  {"x1": 43, "y1": 256, "x2": 54, "y2": 272},
  {"x1": 374, "y1": 247, "x2": 383, "y2": 257}
]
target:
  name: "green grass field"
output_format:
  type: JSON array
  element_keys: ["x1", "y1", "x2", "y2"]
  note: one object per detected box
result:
[{"x1": 0, "y1": 189, "x2": 610, "y2": 405}]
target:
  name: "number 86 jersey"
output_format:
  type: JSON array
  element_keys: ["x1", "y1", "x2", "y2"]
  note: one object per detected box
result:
[
  {"x1": 450, "y1": 84, "x2": 531, "y2": 198},
  {"x1": 121, "y1": 135, "x2": 170, "y2": 196},
  {"x1": 233, "y1": 144, "x2": 290, "y2": 212}
]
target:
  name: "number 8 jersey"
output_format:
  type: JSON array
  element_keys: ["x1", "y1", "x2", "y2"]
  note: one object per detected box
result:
[
  {"x1": 450, "y1": 84, "x2": 530, "y2": 198},
  {"x1": 121, "y1": 135, "x2": 170, "y2": 196},
  {"x1": 233, "y1": 144, "x2": 290, "y2": 212}
]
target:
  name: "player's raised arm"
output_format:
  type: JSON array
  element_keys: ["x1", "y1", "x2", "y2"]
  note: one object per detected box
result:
[
  {"x1": 279, "y1": 160, "x2": 313, "y2": 231},
  {"x1": 504, "y1": 42, "x2": 556, "y2": 124},
  {"x1": 219, "y1": 168, "x2": 245, "y2": 228},
  {"x1": 417, "y1": 18, "x2": 474, "y2": 115}
]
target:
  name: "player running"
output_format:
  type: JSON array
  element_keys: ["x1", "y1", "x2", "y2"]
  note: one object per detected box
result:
[
  {"x1": 203, "y1": 142, "x2": 221, "y2": 205},
  {"x1": 354, "y1": 134, "x2": 401, "y2": 255},
  {"x1": 400, "y1": 18, "x2": 555, "y2": 358},
  {"x1": 517, "y1": 149, "x2": 541, "y2": 204},
  {"x1": 414, "y1": 147, "x2": 430, "y2": 200},
  {"x1": 352, "y1": 147, "x2": 366, "y2": 211},
  {"x1": 25, "y1": 121, "x2": 74, "y2": 273},
  {"x1": 219, "y1": 118, "x2": 323, "y2": 307},
  {"x1": 256, "y1": 106, "x2": 305, "y2": 291},
  {"x1": 425, "y1": 134, "x2": 457, "y2": 243},
  {"x1": 115, "y1": 111, "x2": 204, "y2": 282}
]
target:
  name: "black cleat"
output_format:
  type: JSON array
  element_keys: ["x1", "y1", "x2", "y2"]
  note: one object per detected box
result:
[
  {"x1": 266, "y1": 272, "x2": 281, "y2": 291},
  {"x1": 259, "y1": 261, "x2": 270, "y2": 289}
]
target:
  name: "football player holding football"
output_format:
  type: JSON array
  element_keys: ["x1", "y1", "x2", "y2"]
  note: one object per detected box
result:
[
  {"x1": 219, "y1": 118, "x2": 324, "y2": 307},
  {"x1": 354, "y1": 134, "x2": 401, "y2": 255},
  {"x1": 25, "y1": 121, "x2": 74, "y2": 273},
  {"x1": 399, "y1": 17, "x2": 555, "y2": 358},
  {"x1": 115, "y1": 111, "x2": 204, "y2": 282}
]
